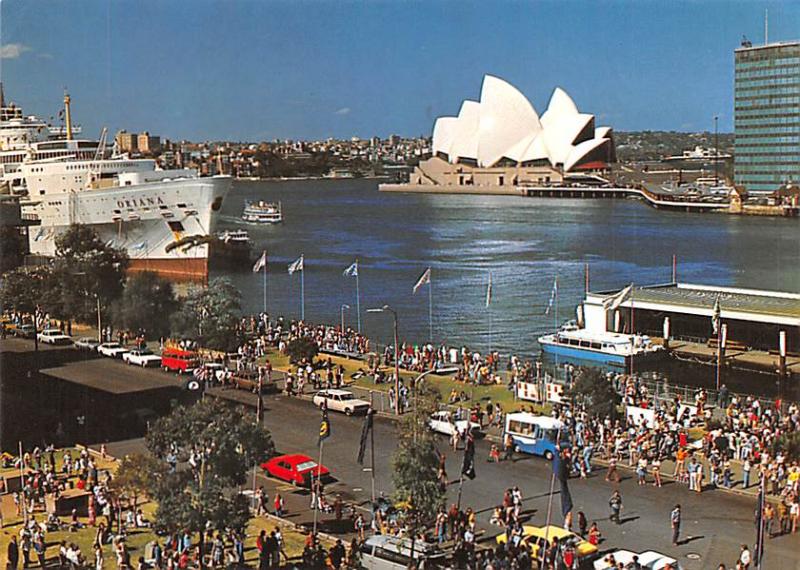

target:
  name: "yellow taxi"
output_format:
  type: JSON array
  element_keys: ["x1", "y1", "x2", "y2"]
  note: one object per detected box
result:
[{"x1": 496, "y1": 524, "x2": 598, "y2": 562}]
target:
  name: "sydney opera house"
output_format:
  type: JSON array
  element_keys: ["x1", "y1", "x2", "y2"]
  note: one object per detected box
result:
[{"x1": 402, "y1": 75, "x2": 616, "y2": 192}]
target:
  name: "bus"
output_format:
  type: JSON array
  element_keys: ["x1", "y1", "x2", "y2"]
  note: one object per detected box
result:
[{"x1": 504, "y1": 412, "x2": 569, "y2": 460}]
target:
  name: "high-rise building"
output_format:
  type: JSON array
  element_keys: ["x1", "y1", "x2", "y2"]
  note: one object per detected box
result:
[
  {"x1": 734, "y1": 40, "x2": 800, "y2": 194},
  {"x1": 115, "y1": 130, "x2": 138, "y2": 153}
]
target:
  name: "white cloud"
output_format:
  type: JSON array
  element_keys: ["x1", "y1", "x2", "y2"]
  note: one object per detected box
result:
[
  {"x1": 0, "y1": 43, "x2": 31, "y2": 59},
  {"x1": 334, "y1": 107, "x2": 351, "y2": 116}
]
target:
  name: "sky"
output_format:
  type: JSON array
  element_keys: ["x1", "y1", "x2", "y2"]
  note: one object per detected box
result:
[{"x1": 1, "y1": 0, "x2": 798, "y2": 142}]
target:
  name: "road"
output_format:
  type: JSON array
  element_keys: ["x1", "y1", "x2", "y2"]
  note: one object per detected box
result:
[{"x1": 7, "y1": 337, "x2": 798, "y2": 568}]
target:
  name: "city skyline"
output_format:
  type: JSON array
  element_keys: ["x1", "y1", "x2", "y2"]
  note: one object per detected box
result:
[{"x1": 2, "y1": 0, "x2": 799, "y2": 141}]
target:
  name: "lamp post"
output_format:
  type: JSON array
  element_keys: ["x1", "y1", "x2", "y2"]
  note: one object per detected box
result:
[
  {"x1": 714, "y1": 115, "x2": 719, "y2": 186},
  {"x1": 367, "y1": 305, "x2": 400, "y2": 415},
  {"x1": 340, "y1": 304, "x2": 350, "y2": 332}
]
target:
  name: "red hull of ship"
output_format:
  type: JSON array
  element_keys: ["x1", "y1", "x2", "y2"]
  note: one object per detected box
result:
[{"x1": 128, "y1": 258, "x2": 208, "y2": 284}]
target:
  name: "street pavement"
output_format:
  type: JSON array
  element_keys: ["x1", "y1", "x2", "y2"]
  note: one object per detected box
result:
[{"x1": 100, "y1": 391, "x2": 800, "y2": 569}]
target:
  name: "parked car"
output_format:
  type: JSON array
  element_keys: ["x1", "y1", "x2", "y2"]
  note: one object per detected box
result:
[
  {"x1": 97, "y1": 342, "x2": 129, "y2": 358},
  {"x1": 312, "y1": 389, "x2": 370, "y2": 416},
  {"x1": 428, "y1": 410, "x2": 481, "y2": 437},
  {"x1": 123, "y1": 348, "x2": 162, "y2": 367},
  {"x1": 497, "y1": 525, "x2": 598, "y2": 565},
  {"x1": 261, "y1": 454, "x2": 331, "y2": 487},
  {"x1": 12, "y1": 324, "x2": 36, "y2": 338},
  {"x1": 594, "y1": 550, "x2": 682, "y2": 570},
  {"x1": 74, "y1": 337, "x2": 101, "y2": 351},
  {"x1": 161, "y1": 348, "x2": 200, "y2": 374},
  {"x1": 37, "y1": 329, "x2": 73, "y2": 345}
]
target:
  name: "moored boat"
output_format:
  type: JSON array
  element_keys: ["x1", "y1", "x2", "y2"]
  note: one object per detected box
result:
[{"x1": 538, "y1": 324, "x2": 665, "y2": 367}]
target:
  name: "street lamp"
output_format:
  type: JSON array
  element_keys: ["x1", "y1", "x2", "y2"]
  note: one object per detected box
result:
[
  {"x1": 340, "y1": 304, "x2": 351, "y2": 332},
  {"x1": 366, "y1": 304, "x2": 400, "y2": 415}
]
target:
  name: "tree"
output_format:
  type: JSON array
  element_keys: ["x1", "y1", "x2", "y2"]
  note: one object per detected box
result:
[
  {"x1": 0, "y1": 265, "x2": 61, "y2": 314},
  {"x1": 52, "y1": 224, "x2": 128, "y2": 322},
  {"x1": 113, "y1": 272, "x2": 177, "y2": 338},
  {"x1": 145, "y1": 400, "x2": 274, "y2": 567},
  {"x1": 0, "y1": 227, "x2": 25, "y2": 273},
  {"x1": 391, "y1": 381, "x2": 445, "y2": 537},
  {"x1": 110, "y1": 452, "x2": 164, "y2": 509},
  {"x1": 285, "y1": 336, "x2": 319, "y2": 364},
  {"x1": 170, "y1": 277, "x2": 242, "y2": 351},
  {"x1": 566, "y1": 368, "x2": 621, "y2": 420}
]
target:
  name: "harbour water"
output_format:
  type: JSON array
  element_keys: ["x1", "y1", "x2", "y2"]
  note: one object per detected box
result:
[{"x1": 213, "y1": 178, "x2": 800, "y2": 364}]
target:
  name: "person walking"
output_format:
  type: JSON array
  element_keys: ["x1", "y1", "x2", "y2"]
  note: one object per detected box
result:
[
  {"x1": 671, "y1": 504, "x2": 682, "y2": 546},
  {"x1": 739, "y1": 544, "x2": 751, "y2": 569},
  {"x1": 7, "y1": 536, "x2": 19, "y2": 570},
  {"x1": 609, "y1": 490, "x2": 623, "y2": 525}
]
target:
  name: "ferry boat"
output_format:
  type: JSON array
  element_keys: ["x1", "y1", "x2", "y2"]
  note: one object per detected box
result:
[
  {"x1": 209, "y1": 229, "x2": 253, "y2": 263},
  {"x1": 242, "y1": 200, "x2": 282, "y2": 223},
  {"x1": 538, "y1": 324, "x2": 665, "y2": 367},
  {"x1": 9, "y1": 88, "x2": 231, "y2": 282}
]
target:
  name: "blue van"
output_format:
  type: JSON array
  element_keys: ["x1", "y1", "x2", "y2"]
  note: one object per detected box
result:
[{"x1": 504, "y1": 412, "x2": 569, "y2": 460}]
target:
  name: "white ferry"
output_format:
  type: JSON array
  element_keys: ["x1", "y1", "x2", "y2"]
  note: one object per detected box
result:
[
  {"x1": 242, "y1": 200, "x2": 282, "y2": 223},
  {"x1": 538, "y1": 324, "x2": 665, "y2": 367}
]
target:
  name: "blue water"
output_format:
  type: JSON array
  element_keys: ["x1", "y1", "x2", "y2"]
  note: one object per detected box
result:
[{"x1": 212, "y1": 179, "x2": 800, "y2": 358}]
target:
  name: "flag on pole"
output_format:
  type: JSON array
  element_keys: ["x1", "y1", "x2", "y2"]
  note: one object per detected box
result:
[
  {"x1": 755, "y1": 478, "x2": 766, "y2": 564},
  {"x1": 711, "y1": 295, "x2": 721, "y2": 334},
  {"x1": 461, "y1": 432, "x2": 476, "y2": 480},
  {"x1": 288, "y1": 255, "x2": 304, "y2": 274},
  {"x1": 485, "y1": 273, "x2": 493, "y2": 308},
  {"x1": 544, "y1": 277, "x2": 558, "y2": 315},
  {"x1": 553, "y1": 452, "x2": 573, "y2": 518},
  {"x1": 413, "y1": 267, "x2": 431, "y2": 294},
  {"x1": 256, "y1": 375, "x2": 264, "y2": 424},
  {"x1": 343, "y1": 261, "x2": 358, "y2": 277},
  {"x1": 318, "y1": 404, "x2": 331, "y2": 445},
  {"x1": 602, "y1": 283, "x2": 633, "y2": 311},
  {"x1": 356, "y1": 408, "x2": 374, "y2": 465},
  {"x1": 252, "y1": 250, "x2": 267, "y2": 273}
]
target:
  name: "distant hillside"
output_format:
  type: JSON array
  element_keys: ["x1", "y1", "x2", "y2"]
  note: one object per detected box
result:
[{"x1": 615, "y1": 131, "x2": 734, "y2": 162}]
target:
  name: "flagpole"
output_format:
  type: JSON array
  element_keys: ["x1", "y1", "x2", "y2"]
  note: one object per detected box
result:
[
  {"x1": 300, "y1": 255, "x2": 305, "y2": 321},
  {"x1": 428, "y1": 278, "x2": 433, "y2": 345},
  {"x1": 355, "y1": 259, "x2": 362, "y2": 334},
  {"x1": 262, "y1": 261, "x2": 268, "y2": 315},
  {"x1": 369, "y1": 397, "x2": 376, "y2": 504},
  {"x1": 313, "y1": 439, "x2": 323, "y2": 535},
  {"x1": 540, "y1": 432, "x2": 561, "y2": 569}
]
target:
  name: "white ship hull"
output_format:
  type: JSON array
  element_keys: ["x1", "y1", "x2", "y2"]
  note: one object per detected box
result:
[{"x1": 22, "y1": 176, "x2": 232, "y2": 281}]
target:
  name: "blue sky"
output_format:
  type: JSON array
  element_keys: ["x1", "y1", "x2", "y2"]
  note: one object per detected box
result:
[{"x1": 1, "y1": 0, "x2": 798, "y2": 141}]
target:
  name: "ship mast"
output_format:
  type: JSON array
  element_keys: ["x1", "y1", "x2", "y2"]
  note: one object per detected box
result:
[{"x1": 64, "y1": 89, "x2": 73, "y2": 141}]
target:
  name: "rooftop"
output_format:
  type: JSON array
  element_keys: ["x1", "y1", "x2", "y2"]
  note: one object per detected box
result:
[
  {"x1": 590, "y1": 283, "x2": 800, "y2": 323},
  {"x1": 735, "y1": 40, "x2": 800, "y2": 53}
]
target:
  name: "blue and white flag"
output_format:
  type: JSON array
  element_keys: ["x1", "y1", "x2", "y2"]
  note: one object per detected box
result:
[
  {"x1": 544, "y1": 277, "x2": 558, "y2": 315},
  {"x1": 343, "y1": 260, "x2": 358, "y2": 277},
  {"x1": 252, "y1": 250, "x2": 267, "y2": 272},
  {"x1": 413, "y1": 267, "x2": 431, "y2": 294},
  {"x1": 288, "y1": 255, "x2": 304, "y2": 274}
]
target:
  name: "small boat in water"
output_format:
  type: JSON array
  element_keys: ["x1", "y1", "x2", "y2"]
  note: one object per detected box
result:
[
  {"x1": 242, "y1": 200, "x2": 282, "y2": 223},
  {"x1": 209, "y1": 229, "x2": 253, "y2": 263},
  {"x1": 538, "y1": 323, "x2": 665, "y2": 367}
]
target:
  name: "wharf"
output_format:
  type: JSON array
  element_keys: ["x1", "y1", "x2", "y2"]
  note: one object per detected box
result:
[{"x1": 655, "y1": 337, "x2": 800, "y2": 375}]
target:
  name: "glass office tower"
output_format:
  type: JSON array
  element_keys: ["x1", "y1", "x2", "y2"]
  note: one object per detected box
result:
[{"x1": 734, "y1": 40, "x2": 800, "y2": 194}]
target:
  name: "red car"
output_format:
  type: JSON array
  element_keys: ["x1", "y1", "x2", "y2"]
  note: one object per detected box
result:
[{"x1": 261, "y1": 454, "x2": 331, "y2": 486}]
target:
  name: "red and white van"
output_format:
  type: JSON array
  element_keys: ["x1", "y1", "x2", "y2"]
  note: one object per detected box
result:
[{"x1": 161, "y1": 348, "x2": 200, "y2": 374}]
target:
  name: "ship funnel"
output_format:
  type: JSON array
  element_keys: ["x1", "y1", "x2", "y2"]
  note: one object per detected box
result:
[{"x1": 64, "y1": 89, "x2": 73, "y2": 141}]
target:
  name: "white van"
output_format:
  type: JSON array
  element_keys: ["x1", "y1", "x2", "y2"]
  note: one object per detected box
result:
[
  {"x1": 359, "y1": 535, "x2": 447, "y2": 569},
  {"x1": 504, "y1": 412, "x2": 569, "y2": 460}
]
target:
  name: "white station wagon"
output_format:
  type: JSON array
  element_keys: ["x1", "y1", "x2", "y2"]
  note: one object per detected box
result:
[
  {"x1": 37, "y1": 329, "x2": 73, "y2": 345},
  {"x1": 123, "y1": 348, "x2": 162, "y2": 367},
  {"x1": 312, "y1": 389, "x2": 370, "y2": 416},
  {"x1": 97, "y1": 342, "x2": 129, "y2": 358},
  {"x1": 428, "y1": 410, "x2": 481, "y2": 437}
]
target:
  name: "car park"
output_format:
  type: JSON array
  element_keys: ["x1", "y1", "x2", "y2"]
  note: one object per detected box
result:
[
  {"x1": 428, "y1": 410, "x2": 481, "y2": 437},
  {"x1": 74, "y1": 337, "x2": 101, "y2": 351},
  {"x1": 123, "y1": 348, "x2": 162, "y2": 367},
  {"x1": 37, "y1": 329, "x2": 73, "y2": 345},
  {"x1": 97, "y1": 342, "x2": 129, "y2": 358},
  {"x1": 497, "y1": 525, "x2": 598, "y2": 565},
  {"x1": 261, "y1": 453, "x2": 331, "y2": 486},
  {"x1": 312, "y1": 389, "x2": 370, "y2": 416}
]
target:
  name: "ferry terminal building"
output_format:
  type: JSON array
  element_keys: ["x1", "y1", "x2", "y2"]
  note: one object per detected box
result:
[{"x1": 582, "y1": 283, "x2": 800, "y2": 355}]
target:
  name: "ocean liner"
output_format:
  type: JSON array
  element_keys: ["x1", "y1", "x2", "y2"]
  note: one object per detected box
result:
[{"x1": 2, "y1": 88, "x2": 231, "y2": 282}]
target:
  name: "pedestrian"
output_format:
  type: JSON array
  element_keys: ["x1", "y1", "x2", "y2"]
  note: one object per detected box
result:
[
  {"x1": 671, "y1": 504, "x2": 682, "y2": 546},
  {"x1": 7, "y1": 536, "x2": 19, "y2": 570},
  {"x1": 503, "y1": 433, "x2": 514, "y2": 462},
  {"x1": 652, "y1": 456, "x2": 663, "y2": 488},
  {"x1": 739, "y1": 544, "x2": 751, "y2": 569},
  {"x1": 578, "y1": 511, "x2": 588, "y2": 537},
  {"x1": 605, "y1": 456, "x2": 620, "y2": 483},
  {"x1": 273, "y1": 492, "x2": 284, "y2": 517},
  {"x1": 609, "y1": 490, "x2": 623, "y2": 525}
]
